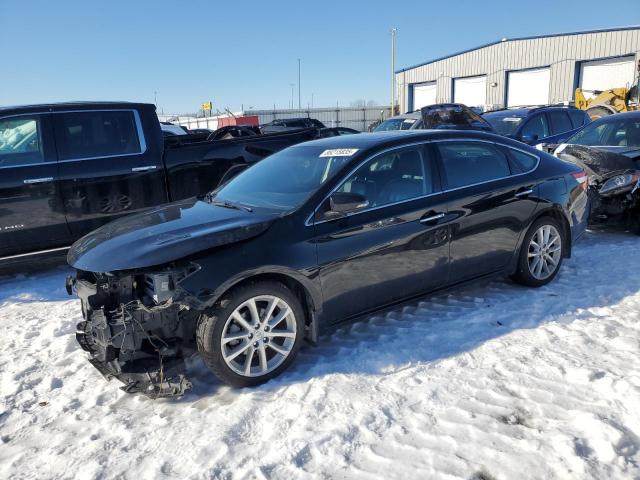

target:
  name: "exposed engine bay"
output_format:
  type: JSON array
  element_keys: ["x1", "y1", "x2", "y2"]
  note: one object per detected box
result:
[
  {"x1": 67, "y1": 265, "x2": 200, "y2": 398},
  {"x1": 556, "y1": 144, "x2": 640, "y2": 232}
]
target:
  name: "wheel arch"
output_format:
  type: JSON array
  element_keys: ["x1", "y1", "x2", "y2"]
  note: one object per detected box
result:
[
  {"x1": 529, "y1": 206, "x2": 572, "y2": 258},
  {"x1": 509, "y1": 205, "x2": 572, "y2": 275},
  {"x1": 200, "y1": 268, "x2": 321, "y2": 344}
]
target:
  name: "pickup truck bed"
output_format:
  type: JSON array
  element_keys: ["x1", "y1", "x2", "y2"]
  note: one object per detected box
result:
[{"x1": 0, "y1": 102, "x2": 317, "y2": 261}]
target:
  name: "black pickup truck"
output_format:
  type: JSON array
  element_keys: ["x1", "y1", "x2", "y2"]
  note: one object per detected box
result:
[{"x1": 0, "y1": 102, "x2": 317, "y2": 262}]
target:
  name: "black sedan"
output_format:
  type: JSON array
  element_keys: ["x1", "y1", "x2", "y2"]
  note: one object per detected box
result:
[{"x1": 67, "y1": 130, "x2": 590, "y2": 396}]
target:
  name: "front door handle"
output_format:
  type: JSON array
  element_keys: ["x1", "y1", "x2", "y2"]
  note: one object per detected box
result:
[
  {"x1": 23, "y1": 177, "x2": 54, "y2": 184},
  {"x1": 131, "y1": 165, "x2": 157, "y2": 172},
  {"x1": 514, "y1": 188, "x2": 534, "y2": 198},
  {"x1": 420, "y1": 212, "x2": 445, "y2": 224}
]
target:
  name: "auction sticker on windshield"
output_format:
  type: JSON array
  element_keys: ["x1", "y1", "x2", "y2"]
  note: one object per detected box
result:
[{"x1": 319, "y1": 148, "x2": 359, "y2": 157}]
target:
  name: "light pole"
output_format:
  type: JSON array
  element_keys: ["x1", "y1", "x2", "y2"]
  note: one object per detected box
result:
[
  {"x1": 298, "y1": 58, "x2": 301, "y2": 110},
  {"x1": 154, "y1": 91, "x2": 157, "y2": 106},
  {"x1": 289, "y1": 83, "x2": 295, "y2": 109},
  {"x1": 391, "y1": 28, "x2": 396, "y2": 115}
]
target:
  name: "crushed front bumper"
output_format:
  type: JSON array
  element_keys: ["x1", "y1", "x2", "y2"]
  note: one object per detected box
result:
[{"x1": 70, "y1": 273, "x2": 198, "y2": 398}]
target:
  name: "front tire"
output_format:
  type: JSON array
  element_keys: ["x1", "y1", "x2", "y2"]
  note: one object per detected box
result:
[
  {"x1": 196, "y1": 281, "x2": 305, "y2": 387},
  {"x1": 512, "y1": 217, "x2": 564, "y2": 287}
]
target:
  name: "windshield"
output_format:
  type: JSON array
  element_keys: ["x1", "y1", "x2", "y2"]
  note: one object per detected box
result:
[
  {"x1": 567, "y1": 117, "x2": 640, "y2": 147},
  {"x1": 212, "y1": 145, "x2": 356, "y2": 211},
  {"x1": 374, "y1": 117, "x2": 418, "y2": 131},
  {"x1": 482, "y1": 113, "x2": 525, "y2": 135}
]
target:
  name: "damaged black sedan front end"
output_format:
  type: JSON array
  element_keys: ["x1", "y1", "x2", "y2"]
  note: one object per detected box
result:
[
  {"x1": 68, "y1": 265, "x2": 200, "y2": 398},
  {"x1": 65, "y1": 196, "x2": 280, "y2": 397}
]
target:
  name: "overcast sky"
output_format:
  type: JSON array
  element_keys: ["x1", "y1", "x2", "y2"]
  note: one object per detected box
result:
[{"x1": 1, "y1": 0, "x2": 638, "y2": 113}]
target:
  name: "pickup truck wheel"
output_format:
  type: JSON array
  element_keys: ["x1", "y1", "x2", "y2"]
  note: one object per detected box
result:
[
  {"x1": 511, "y1": 217, "x2": 564, "y2": 287},
  {"x1": 196, "y1": 282, "x2": 304, "y2": 387}
]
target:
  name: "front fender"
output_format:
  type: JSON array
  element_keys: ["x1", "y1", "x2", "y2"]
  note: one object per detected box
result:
[{"x1": 177, "y1": 262, "x2": 322, "y2": 313}]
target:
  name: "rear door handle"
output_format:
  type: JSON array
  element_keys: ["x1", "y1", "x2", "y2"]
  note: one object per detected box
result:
[
  {"x1": 420, "y1": 212, "x2": 446, "y2": 224},
  {"x1": 23, "y1": 177, "x2": 54, "y2": 184},
  {"x1": 514, "y1": 188, "x2": 534, "y2": 198},
  {"x1": 131, "y1": 165, "x2": 157, "y2": 172}
]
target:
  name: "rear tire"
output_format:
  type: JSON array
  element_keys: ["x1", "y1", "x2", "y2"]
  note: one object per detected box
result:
[
  {"x1": 196, "y1": 281, "x2": 305, "y2": 387},
  {"x1": 511, "y1": 217, "x2": 564, "y2": 287}
]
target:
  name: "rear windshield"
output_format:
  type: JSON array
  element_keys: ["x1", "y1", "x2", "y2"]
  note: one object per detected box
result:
[
  {"x1": 482, "y1": 112, "x2": 525, "y2": 135},
  {"x1": 422, "y1": 105, "x2": 492, "y2": 130},
  {"x1": 374, "y1": 118, "x2": 418, "y2": 131}
]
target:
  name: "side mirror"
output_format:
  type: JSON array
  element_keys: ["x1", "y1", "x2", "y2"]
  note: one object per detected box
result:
[
  {"x1": 328, "y1": 192, "x2": 369, "y2": 215},
  {"x1": 520, "y1": 133, "x2": 539, "y2": 143}
]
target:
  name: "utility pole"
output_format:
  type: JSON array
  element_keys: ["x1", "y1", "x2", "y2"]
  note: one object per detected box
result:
[
  {"x1": 289, "y1": 83, "x2": 295, "y2": 110},
  {"x1": 391, "y1": 28, "x2": 396, "y2": 115},
  {"x1": 298, "y1": 58, "x2": 301, "y2": 110}
]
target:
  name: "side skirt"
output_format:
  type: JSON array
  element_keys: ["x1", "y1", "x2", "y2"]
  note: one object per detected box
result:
[{"x1": 318, "y1": 269, "x2": 507, "y2": 336}]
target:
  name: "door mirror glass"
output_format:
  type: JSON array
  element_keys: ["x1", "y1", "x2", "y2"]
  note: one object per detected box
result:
[{"x1": 329, "y1": 192, "x2": 369, "y2": 214}]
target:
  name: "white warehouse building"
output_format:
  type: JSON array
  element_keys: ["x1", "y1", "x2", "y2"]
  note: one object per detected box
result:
[{"x1": 395, "y1": 26, "x2": 640, "y2": 112}]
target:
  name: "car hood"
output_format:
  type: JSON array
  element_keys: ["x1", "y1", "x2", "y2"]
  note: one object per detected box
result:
[
  {"x1": 556, "y1": 144, "x2": 638, "y2": 178},
  {"x1": 68, "y1": 198, "x2": 278, "y2": 272}
]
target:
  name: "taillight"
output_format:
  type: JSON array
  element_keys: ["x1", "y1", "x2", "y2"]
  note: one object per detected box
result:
[{"x1": 571, "y1": 170, "x2": 588, "y2": 191}]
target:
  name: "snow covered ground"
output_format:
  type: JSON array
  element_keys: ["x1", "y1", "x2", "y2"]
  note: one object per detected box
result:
[{"x1": 1, "y1": 230, "x2": 640, "y2": 480}]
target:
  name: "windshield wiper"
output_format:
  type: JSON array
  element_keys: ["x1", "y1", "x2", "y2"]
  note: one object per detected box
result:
[{"x1": 210, "y1": 199, "x2": 253, "y2": 212}]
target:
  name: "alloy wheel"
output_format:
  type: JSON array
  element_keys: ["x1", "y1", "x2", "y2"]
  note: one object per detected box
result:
[
  {"x1": 220, "y1": 295, "x2": 297, "y2": 377},
  {"x1": 527, "y1": 224, "x2": 562, "y2": 280}
]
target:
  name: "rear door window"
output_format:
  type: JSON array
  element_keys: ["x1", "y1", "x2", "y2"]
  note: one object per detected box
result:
[
  {"x1": 507, "y1": 148, "x2": 538, "y2": 173},
  {"x1": 436, "y1": 142, "x2": 511, "y2": 189},
  {"x1": 521, "y1": 114, "x2": 550, "y2": 140},
  {"x1": 548, "y1": 111, "x2": 573, "y2": 135},
  {"x1": 0, "y1": 115, "x2": 45, "y2": 167},
  {"x1": 568, "y1": 110, "x2": 588, "y2": 128},
  {"x1": 54, "y1": 110, "x2": 142, "y2": 160}
]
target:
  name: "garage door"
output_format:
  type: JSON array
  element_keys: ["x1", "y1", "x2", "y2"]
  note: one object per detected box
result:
[
  {"x1": 412, "y1": 82, "x2": 437, "y2": 110},
  {"x1": 453, "y1": 75, "x2": 487, "y2": 109},
  {"x1": 579, "y1": 56, "x2": 636, "y2": 99},
  {"x1": 507, "y1": 67, "x2": 550, "y2": 107}
]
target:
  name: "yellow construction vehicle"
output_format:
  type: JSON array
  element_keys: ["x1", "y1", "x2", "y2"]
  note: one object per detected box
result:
[{"x1": 575, "y1": 86, "x2": 638, "y2": 119}]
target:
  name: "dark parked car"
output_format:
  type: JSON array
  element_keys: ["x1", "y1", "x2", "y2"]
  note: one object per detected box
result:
[
  {"x1": 189, "y1": 128, "x2": 213, "y2": 135},
  {"x1": 261, "y1": 117, "x2": 326, "y2": 133},
  {"x1": 160, "y1": 122, "x2": 189, "y2": 136},
  {"x1": 374, "y1": 104, "x2": 493, "y2": 132},
  {"x1": 67, "y1": 130, "x2": 589, "y2": 397},
  {"x1": 0, "y1": 102, "x2": 317, "y2": 264},
  {"x1": 420, "y1": 103, "x2": 493, "y2": 131},
  {"x1": 483, "y1": 106, "x2": 591, "y2": 145},
  {"x1": 373, "y1": 111, "x2": 422, "y2": 131},
  {"x1": 317, "y1": 127, "x2": 360, "y2": 137}
]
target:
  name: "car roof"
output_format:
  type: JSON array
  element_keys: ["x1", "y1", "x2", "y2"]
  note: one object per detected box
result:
[
  {"x1": 292, "y1": 129, "x2": 518, "y2": 151},
  {"x1": 591, "y1": 110, "x2": 640, "y2": 123},
  {"x1": 483, "y1": 105, "x2": 585, "y2": 117},
  {"x1": 0, "y1": 101, "x2": 155, "y2": 115}
]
